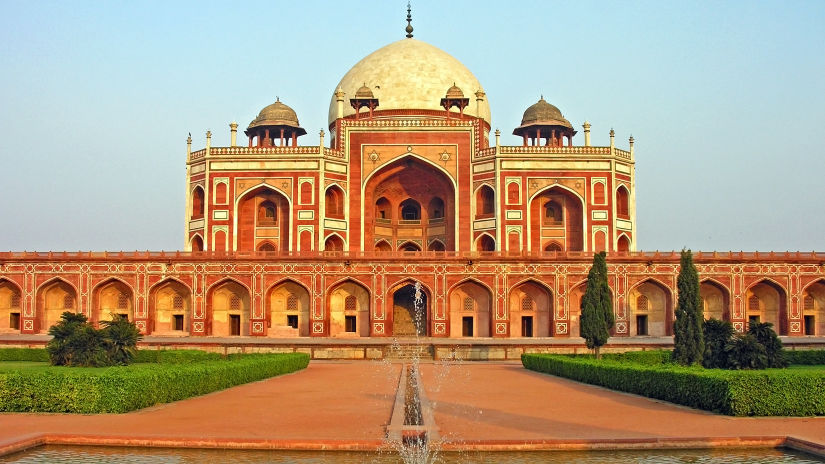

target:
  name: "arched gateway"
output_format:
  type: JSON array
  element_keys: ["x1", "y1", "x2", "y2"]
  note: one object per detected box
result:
[{"x1": 391, "y1": 283, "x2": 428, "y2": 337}]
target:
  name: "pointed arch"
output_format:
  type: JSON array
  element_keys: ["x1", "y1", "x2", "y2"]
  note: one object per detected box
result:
[
  {"x1": 191, "y1": 185, "x2": 205, "y2": 220},
  {"x1": 699, "y1": 278, "x2": 730, "y2": 321},
  {"x1": 91, "y1": 277, "x2": 134, "y2": 326},
  {"x1": 36, "y1": 277, "x2": 79, "y2": 334},
  {"x1": 745, "y1": 278, "x2": 788, "y2": 334},
  {"x1": 475, "y1": 233, "x2": 496, "y2": 252},
  {"x1": 627, "y1": 278, "x2": 673, "y2": 336},
  {"x1": 528, "y1": 184, "x2": 585, "y2": 252},
  {"x1": 257, "y1": 241, "x2": 277, "y2": 252},
  {"x1": 234, "y1": 183, "x2": 292, "y2": 252},
  {"x1": 190, "y1": 234, "x2": 204, "y2": 252},
  {"x1": 0, "y1": 279, "x2": 23, "y2": 333},
  {"x1": 206, "y1": 278, "x2": 251, "y2": 336},
  {"x1": 428, "y1": 239, "x2": 446, "y2": 252},
  {"x1": 399, "y1": 241, "x2": 422, "y2": 252},
  {"x1": 388, "y1": 278, "x2": 432, "y2": 337},
  {"x1": 508, "y1": 278, "x2": 553, "y2": 337},
  {"x1": 801, "y1": 279, "x2": 825, "y2": 335},
  {"x1": 148, "y1": 277, "x2": 192, "y2": 335},
  {"x1": 267, "y1": 278, "x2": 312, "y2": 336},
  {"x1": 324, "y1": 233, "x2": 346, "y2": 252},
  {"x1": 327, "y1": 278, "x2": 371, "y2": 337},
  {"x1": 375, "y1": 239, "x2": 393, "y2": 252},
  {"x1": 616, "y1": 233, "x2": 631, "y2": 253},
  {"x1": 616, "y1": 185, "x2": 630, "y2": 219},
  {"x1": 448, "y1": 278, "x2": 493, "y2": 337},
  {"x1": 475, "y1": 184, "x2": 495, "y2": 219},
  {"x1": 324, "y1": 184, "x2": 346, "y2": 219}
]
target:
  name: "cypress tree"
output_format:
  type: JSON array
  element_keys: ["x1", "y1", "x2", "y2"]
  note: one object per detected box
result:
[
  {"x1": 579, "y1": 251, "x2": 614, "y2": 359},
  {"x1": 672, "y1": 249, "x2": 705, "y2": 365}
]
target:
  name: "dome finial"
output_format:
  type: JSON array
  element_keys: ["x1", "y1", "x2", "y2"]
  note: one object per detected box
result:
[{"x1": 405, "y1": 2, "x2": 414, "y2": 38}]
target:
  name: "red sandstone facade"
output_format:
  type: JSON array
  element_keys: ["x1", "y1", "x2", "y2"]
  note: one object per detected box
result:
[{"x1": 0, "y1": 36, "x2": 823, "y2": 340}]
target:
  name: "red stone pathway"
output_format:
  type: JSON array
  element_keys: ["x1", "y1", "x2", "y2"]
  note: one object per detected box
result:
[{"x1": 1, "y1": 361, "x2": 824, "y2": 456}]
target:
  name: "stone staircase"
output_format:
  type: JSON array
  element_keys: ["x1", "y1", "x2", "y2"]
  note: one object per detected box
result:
[{"x1": 386, "y1": 343, "x2": 434, "y2": 361}]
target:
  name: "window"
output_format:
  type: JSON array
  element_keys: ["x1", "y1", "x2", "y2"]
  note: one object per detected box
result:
[
  {"x1": 230, "y1": 295, "x2": 241, "y2": 310},
  {"x1": 636, "y1": 295, "x2": 649, "y2": 312},
  {"x1": 287, "y1": 295, "x2": 298, "y2": 311},
  {"x1": 117, "y1": 294, "x2": 128, "y2": 310},
  {"x1": 521, "y1": 296, "x2": 534, "y2": 311},
  {"x1": 543, "y1": 200, "x2": 562, "y2": 225},
  {"x1": 400, "y1": 199, "x2": 421, "y2": 221},
  {"x1": 257, "y1": 201, "x2": 277, "y2": 225},
  {"x1": 636, "y1": 315, "x2": 648, "y2": 335},
  {"x1": 173, "y1": 314, "x2": 184, "y2": 331},
  {"x1": 375, "y1": 197, "x2": 391, "y2": 223},
  {"x1": 463, "y1": 297, "x2": 474, "y2": 312},
  {"x1": 173, "y1": 295, "x2": 184, "y2": 309},
  {"x1": 428, "y1": 197, "x2": 444, "y2": 220},
  {"x1": 10, "y1": 294, "x2": 21, "y2": 308},
  {"x1": 287, "y1": 315, "x2": 299, "y2": 329},
  {"x1": 345, "y1": 295, "x2": 357, "y2": 312},
  {"x1": 748, "y1": 295, "x2": 760, "y2": 312},
  {"x1": 345, "y1": 315, "x2": 357, "y2": 332},
  {"x1": 804, "y1": 295, "x2": 815, "y2": 311},
  {"x1": 63, "y1": 294, "x2": 74, "y2": 309}
]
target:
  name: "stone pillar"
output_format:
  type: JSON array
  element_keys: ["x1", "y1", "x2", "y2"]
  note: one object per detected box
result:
[
  {"x1": 583, "y1": 121, "x2": 591, "y2": 147},
  {"x1": 334, "y1": 86, "x2": 345, "y2": 119},
  {"x1": 229, "y1": 122, "x2": 238, "y2": 147},
  {"x1": 495, "y1": 129, "x2": 501, "y2": 147},
  {"x1": 629, "y1": 135, "x2": 635, "y2": 157},
  {"x1": 186, "y1": 134, "x2": 192, "y2": 157}
]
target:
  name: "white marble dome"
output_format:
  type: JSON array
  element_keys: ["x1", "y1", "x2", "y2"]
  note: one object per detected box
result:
[{"x1": 328, "y1": 38, "x2": 490, "y2": 125}]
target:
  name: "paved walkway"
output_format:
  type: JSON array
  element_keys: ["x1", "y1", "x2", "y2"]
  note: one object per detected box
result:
[{"x1": 1, "y1": 361, "x2": 824, "y2": 455}]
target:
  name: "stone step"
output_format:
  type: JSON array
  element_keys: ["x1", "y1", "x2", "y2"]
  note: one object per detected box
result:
[{"x1": 386, "y1": 344, "x2": 434, "y2": 360}]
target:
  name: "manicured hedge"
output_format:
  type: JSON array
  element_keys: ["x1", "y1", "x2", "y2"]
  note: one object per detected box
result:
[
  {"x1": 785, "y1": 349, "x2": 825, "y2": 366},
  {"x1": 0, "y1": 348, "x2": 49, "y2": 362},
  {"x1": 603, "y1": 350, "x2": 673, "y2": 365},
  {"x1": 522, "y1": 353, "x2": 825, "y2": 416},
  {"x1": 133, "y1": 349, "x2": 224, "y2": 364},
  {"x1": 0, "y1": 352, "x2": 309, "y2": 413}
]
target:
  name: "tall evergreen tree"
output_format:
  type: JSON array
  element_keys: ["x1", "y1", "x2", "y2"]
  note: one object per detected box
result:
[
  {"x1": 579, "y1": 251, "x2": 614, "y2": 359},
  {"x1": 672, "y1": 249, "x2": 705, "y2": 365}
]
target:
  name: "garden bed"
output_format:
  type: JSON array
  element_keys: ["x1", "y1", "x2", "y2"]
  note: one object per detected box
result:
[
  {"x1": 0, "y1": 348, "x2": 309, "y2": 413},
  {"x1": 522, "y1": 352, "x2": 825, "y2": 417}
]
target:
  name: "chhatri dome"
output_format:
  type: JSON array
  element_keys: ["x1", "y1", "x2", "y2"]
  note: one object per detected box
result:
[{"x1": 328, "y1": 38, "x2": 491, "y2": 125}]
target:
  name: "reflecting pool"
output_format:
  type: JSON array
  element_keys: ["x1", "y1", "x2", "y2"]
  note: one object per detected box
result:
[{"x1": 1, "y1": 445, "x2": 823, "y2": 464}]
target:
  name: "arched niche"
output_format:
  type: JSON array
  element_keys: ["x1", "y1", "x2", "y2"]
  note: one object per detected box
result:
[
  {"x1": 36, "y1": 279, "x2": 77, "y2": 333},
  {"x1": 325, "y1": 185, "x2": 345, "y2": 219},
  {"x1": 190, "y1": 235, "x2": 204, "y2": 252},
  {"x1": 268, "y1": 280, "x2": 311, "y2": 337},
  {"x1": 325, "y1": 234, "x2": 344, "y2": 251},
  {"x1": 237, "y1": 186, "x2": 290, "y2": 252},
  {"x1": 508, "y1": 281, "x2": 552, "y2": 337},
  {"x1": 616, "y1": 235, "x2": 630, "y2": 253},
  {"x1": 627, "y1": 280, "x2": 672, "y2": 337},
  {"x1": 208, "y1": 280, "x2": 251, "y2": 336},
  {"x1": 475, "y1": 185, "x2": 495, "y2": 219},
  {"x1": 391, "y1": 282, "x2": 429, "y2": 337},
  {"x1": 375, "y1": 240, "x2": 393, "y2": 252},
  {"x1": 746, "y1": 280, "x2": 788, "y2": 334},
  {"x1": 364, "y1": 156, "x2": 456, "y2": 251},
  {"x1": 530, "y1": 186, "x2": 584, "y2": 251},
  {"x1": 92, "y1": 279, "x2": 133, "y2": 325},
  {"x1": 448, "y1": 281, "x2": 492, "y2": 337},
  {"x1": 399, "y1": 241, "x2": 421, "y2": 252},
  {"x1": 149, "y1": 280, "x2": 191, "y2": 335},
  {"x1": 700, "y1": 280, "x2": 730, "y2": 321},
  {"x1": 0, "y1": 279, "x2": 23, "y2": 333},
  {"x1": 616, "y1": 185, "x2": 630, "y2": 219},
  {"x1": 191, "y1": 186, "x2": 205, "y2": 220},
  {"x1": 476, "y1": 234, "x2": 495, "y2": 252},
  {"x1": 803, "y1": 280, "x2": 825, "y2": 335},
  {"x1": 328, "y1": 280, "x2": 370, "y2": 337}
]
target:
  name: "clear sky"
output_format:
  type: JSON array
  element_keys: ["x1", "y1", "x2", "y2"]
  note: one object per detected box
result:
[{"x1": 1, "y1": 0, "x2": 823, "y2": 252}]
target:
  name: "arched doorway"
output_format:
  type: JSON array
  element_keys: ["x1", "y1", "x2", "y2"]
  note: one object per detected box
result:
[
  {"x1": 802, "y1": 280, "x2": 825, "y2": 335},
  {"x1": 700, "y1": 280, "x2": 730, "y2": 321},
  {"x1": 328, "y1": 280, "x2": 370, "y2": 337},
  {"x1": 746, "y1": 280, "x2": 787, "y2": 334},
  {"x1": 149, "y1": 279, "x2": 191, "y2": 335},
  {"x1": 508, "y1": 281, "x2": 552, "y2": 337},
  {"x1": 628, "y1": 280, "x2": 673, "y2": 336},
  {"x1": 0, "y1": 279, "x2": 22, "y2": 333},
  {"x1": 325, "y1": 234, "x2": 344, "y2": 251},
  {"x1": 476, "y1": 234, "x2": 495, "y2": 252},
  {"x1": 449, "y1": 281, "x2": 492, "y2": 337},
  {"x1": 530, "y1": 186, "x2": 584, "y2": 251},
  {"x1": 208, "y1": 280, "x2": 250, "y2": 336},
  {"x1": 190, "y1": 235, "x2": 204, "y2": 252},
  {"x1": 37, "y1": 279, "x2": 77, "y2": 333},
  {"x1": 364, "y1": 156, "x2": 456, "y2": 251},
  {"x1": 237, "y1": 186, "x2": 290, "y2": 252},
  {"x1": 268, "y1": 280, "x2": 311, "y2": 336},
  {"x1": 92, "y1": 279, "x2": 133, "y2": 326},
  {"x1": 392, "y1": 283, "x2": 428, "y2": 337}
]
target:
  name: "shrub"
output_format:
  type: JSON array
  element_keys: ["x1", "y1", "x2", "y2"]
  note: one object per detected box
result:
[
  {"x1": 703, "y1": 318, "x2": 734, "y2": 368},
  {"x1": 133, "y1": 349, "x2": 223, "y2": 364},
  {"x1": 522, "y1": 353, "x2": 825, "y2": 416},
  {"x1": 604, "y1": 350, "x2": 673, "y2": 365},
  {"x1": 0, "y1": 348, "x2": 49, "y2": 362},
  {"x1": 725, "y1": 333, "x2": 768, "y2": 370},
  {"x1": 785, "y1": 350, "x2": 825, "y2": 365},
  {"x1": 46, "y1": 312, "x2": 141, "y2": 367},
  {"x1": 0, "y1": 353, "x2": 310, "y2": 413},
  {"x1": 748, "y1": 321, "x2": 787, "y2": 368}
]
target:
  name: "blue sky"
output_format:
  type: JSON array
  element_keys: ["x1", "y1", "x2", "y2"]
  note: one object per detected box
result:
[{"x1": 1, "y1": 0, "x2": 823, "y2": 252}]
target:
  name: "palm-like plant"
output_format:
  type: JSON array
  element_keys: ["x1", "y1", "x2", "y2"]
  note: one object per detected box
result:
[
  {"x1": 100, "y1": 314, "x2": 142, "y2": 365},
  {"x1": 747, "y1": 321, "x2": 787, "y2": 368}
]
